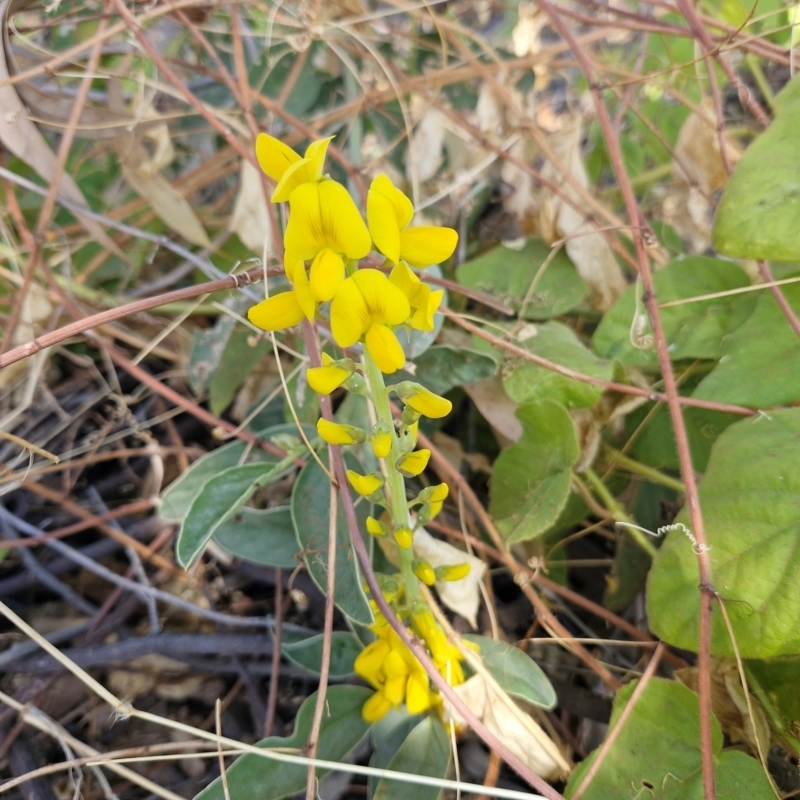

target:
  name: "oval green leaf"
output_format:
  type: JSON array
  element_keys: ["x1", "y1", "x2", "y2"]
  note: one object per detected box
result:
[
  {"x1": 463, "y1": 634, "x2": 556, "y2": 709},
  {"x1": 647, "y1": 408, "x2": 800, "y2": 658},
  {"x1": 282, "y1": 632, "x2": 362, "y2": 678},
  {"x1": 194, "y1": 685, "x2": 372, "y2": 800},
  {"x1": 372, "y1": 717, "x2": 451, "y2": 800},
  {"x1": 292, "y1": 454, "x2": 373, "y2": 625},
  {"x1": 213, "y1": 506, "x2": 299, "y2": 568}
]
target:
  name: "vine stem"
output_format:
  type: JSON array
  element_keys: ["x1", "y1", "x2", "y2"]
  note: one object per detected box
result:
[
  {"x1": 528, "y1": 4, "x2": 718, "y2": 796},
  {"x1": 301, "y1": 322, "x2": 566, "y2": 800}
]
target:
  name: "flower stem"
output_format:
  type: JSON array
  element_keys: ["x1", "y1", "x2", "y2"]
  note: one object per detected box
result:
[{"x1": 362, "y1": 350, "x2": 420, "y2": 606}]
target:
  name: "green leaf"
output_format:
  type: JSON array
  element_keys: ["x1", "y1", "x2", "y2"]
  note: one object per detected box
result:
[
  {"x1": 372, "y1": 717, "x2": 451, "y2": 800},
  {"x1": 213, "y1": 507, "x2": 299, "y2": 568},
  {"x1": 208, "y1": 327, "x2": 272, "y2": 416},
  {"x1": 368, "y1": 711, "x2": 422, "y2": 800},
  {"x1": 647, "y1": 408, "x2": 800, "y2": 658},
  {"x1": 503, "y1": 322, "x2": 614, "y2": 408},
  {"x1": 463, "y1": 635, "x2": 556, "y2": 709},
  {"x1": 457, "y1": 239, "x2": 587, "y2": 319},
  {"x1": 159, "y1": 423, "x2": 309, "y2": 522},
  {"x1": 692, "y1": 277, "x2": 800, "y2": 407},
  {"x1": 713, "y1": 74, "x2": 800, "y2": 261},
  {"x1": 489, "y1": 401, "x2": 580, "y2": 543},
  {"x1": 177, "y1": 462, "x2": 287, "y2": 569},
  {"x1": 592, "y1": 257, "x2": 757, "y2": 368},
  {"x1": 282, "y1": 632, "x2": 362, "y2": 678},
  {"x1": 194, "y1": 685, "x2": 372, "y2": 800},
  {"x1": 747, "y1": 656, "x2": 800, "y2": 750},
  {"x1": 408, "y1": 345, "x2": 497, "y2": 397},
  {"x1": 292, "y1": 454, "x2": 373, "y2": 625},
  {"x1": 565, "y1": 678, "x2": 773, "y2": 800}
]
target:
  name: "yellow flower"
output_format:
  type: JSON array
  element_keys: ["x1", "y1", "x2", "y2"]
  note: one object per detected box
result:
[
  {"x1": 285, "y1": 180, "x2": 371, "y2": 263},
  {"x1": 247, "y1": 290, "x2": 305, "y2": 332},
  {"x1": 307, "y1": 353, "x2": 354, "y2": 395},
  {"x1": 255, "y1": 134, "x2": 333, "y2": 203},
  {"x1": 370, "y1": 422, "x2": 393, "y2": 459},
  {"x1": 435, "y1": 563, "x2": 471, "y2": 582},
  {"x1": 395, "y1": 381, "x2": 452, "y2": 419},
  {"x1": 412, "y1": 558, "x2": 436, "y2": 586},
  {"x1": 367, "y1": 174, "x2": 459, "y2": 267},
  {"x1": 330, "y1": 270, "x2": 410, "y2": 374},
  {"x1": 389, "y1": 262, "x2": 443, "y2": 332},
  {"x1": 316, "y1": 418, "x2": 366, "y2": 446},
  {"x1": 417, "y1": 482, "x2": 449, "y2": 521},
  {"x1": 393, "y1": 525, "x2": 414, "y2": 550},
  {"x1": 346, "y1": 470, "x2": 384, "y2": 497},
  {"x1": 396, "y1": 448, "x2": 431, "y2": 478}
]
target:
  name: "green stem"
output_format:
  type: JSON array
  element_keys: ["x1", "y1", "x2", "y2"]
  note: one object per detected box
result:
[
  {"x1": 604, "y1": 446, "x2": 686, "y2": 493},
  {"x1": 362, "y1": 350, "x2": 420, "y2": 606},
  {"x1": 584, "y1": 467, "x2": 658, "y2": 558}
]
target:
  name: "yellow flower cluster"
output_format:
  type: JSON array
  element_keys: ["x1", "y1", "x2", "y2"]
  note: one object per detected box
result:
[
  {"x1": 247, "y1": 134, "x2": 458, "y2": 375},
  {"x1": 354, "y1": 607, "x2": 467, "y2": 722}
]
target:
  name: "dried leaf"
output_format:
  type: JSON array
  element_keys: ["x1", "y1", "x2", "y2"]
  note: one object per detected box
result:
[
  {"x1": 463, "y1": 375, "x2": 522, "y2": 445},
  {"x1": 444, "y1": 673, "x2": 570, "y2": 779},
  {"x1": 407, "y1": 106, "x2": 448, "y2": 185},
  {"x1": 412, "y1": 527, "x2": 486, "y2": 627},
  {"x1": 229, "y1": 159, "x2": 274, "y2": 254}
]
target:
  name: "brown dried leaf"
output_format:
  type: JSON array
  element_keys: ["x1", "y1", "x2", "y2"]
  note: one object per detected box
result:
[{"x1": 229, "y1": 159, "x2": 273, "y2": 254}]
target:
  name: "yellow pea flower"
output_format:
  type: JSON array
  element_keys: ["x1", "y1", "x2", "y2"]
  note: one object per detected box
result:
[
  {"x1": 435, "y1": 563, "x2": 471, "y2": 582},
  {"x1": 396, "y1": 448, "x2": 431, "y2": 478},
  {"x1": 330, "y1": 270, "x2": 410, "y2": 374},
  {"x1": 346, "y1": 469, "x2": 384, "y2": 497},
  {"x1": 405, "y1": 669, "x2": 433, "y2": 714},
  {"x1": 362, "y1": 691, "x2": 392, "y2": 723},
  {"x1": 255, "y1": 133, "x2": 333, "y2": 203},
  {"x1": 307, "y1": 353, "x2": 354, "y2": 395},
  {"x1": 388, "y1": 262, "x2": 444, "y2": 332},
  {"x1": 367, "y1": 173, "x2": 458, "y2": 267},
  {"x1": 370, "y1": 422, "x2": 393, "y2": 459},
  {"x1": 395, "y1": 381, "x2": 452, "y2": 419},
  {"x1": 285, "y1": 180, "x2": 371, "y2": 263},
  {"x1": 316, "y1": 418, "x2": 366, "y2": 446},
  {"x1": 248, "y1": 290, "x2": 306, "y2": 332},
  {"x1": 393, "y1": 525, "x2": 414, "y2": 550},
  {"x1": 412, "y1": 558, "x2": 436, "y2": 586}
]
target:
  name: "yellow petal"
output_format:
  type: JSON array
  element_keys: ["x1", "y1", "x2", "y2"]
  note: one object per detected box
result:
[
  {"x1": 247, "y1": 292, "x2": 304, "y2": 331},
  {"x1": 383, "y1": 648, "x2": 410, "y2": 679},
  {"x1": 436, "y1": 563, "x2": 471, "y2": 582},
  {"x1": 412, "y1": 558, "x2": 436, "y2": 586},
  {"x1": 393, "y1": 525, "x2": 413, "y2": 550},
  {"x1": 255, "y1": 133, "x2": 300, "y2": 183},
  {"x1": 309, "y1": 248, "x2": 345, "y2": 302},
  {"x1": 365, "y1": 324, "x2": 406, "y2": 374},
  {"x1": 284, "y1": 252, "x2": 304, "y2": 284},
  {"x1": 316, "y1": 418, "x2": 366, "y2": 446},
  {"x1": 388, "y1": 261, "x2": 420, "y2": 301},
  {"x1": 330, "y1": 275, "x2": 371, "y2": 348},
  {"x1": 271, "y1": 158, "x2": 316, "y2": 203},
  {"x1": 354, "y1": 269, "x2": 411, "y2": 327},
  {"x1": 370, "y1": 423, "x2": 393, "y2": 459},
  {"x1": 292, "y1": 261, "x2": 316, "y2": 321},
  {"x1": 285, "y1": 183, "x2": 328, "y2": 261},
  {"x1": 354, "y1": 639, "x2": 390, "y2": 680},
  {"x1": 408, "y1": 285, "x2": 441, "y2": 332},
  {"x1": 396, "y1": 449, "x2": 431, "y2": 477},
  {"x1": 384, "y1": 676, "x2": 407, "y2": 706},
  {"x1": 303, "y1": 135, "x2": 334, "y2": 177},
  {"x1": 362, "y1": 691, "x2": 392, "y2": 722},
  {"x1": 307, "y1": 363, "x2": 351, "y2": 395},
  {"x1": 366, "y1": 516, "x2": 388, "y2": 537},
  {"x1": 396, "y1": 382, "x2": 452, "y2": 419},
  {"x1": 318, "y1": 180, "x2": 372, "y2": 259},
  {"x1": 346, "y1": 469, "x2": 384, "y2": 497},
  {"x1": 367, "y1": 174, "x2": 409, "y2": 264},
  {"x1": 405, "y1": 672, "x2": 432, "y2": 715},
  {"x1": 399, "y1": 226, "x2": 458, "y2": 267}
]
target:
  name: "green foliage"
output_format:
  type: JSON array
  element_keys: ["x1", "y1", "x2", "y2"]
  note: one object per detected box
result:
[
  {"x1": 457, "y1": 239, "x2": 587, "y2": 319},
  {"x1": 503, "y1": 321, "x2": 614, "y2": 408},
  {"x1": 281, "y1": 632, "x2": 362, "y2": 678},
  {"x1": 292, "y1": 454, "x2": 373, "y2": 625},
  {"x1": 195, "y1": 686, "x2": 372, "y2": 800},
  {"x1": 368, "y1": 711, "x2": 423, "y2": 800},
  {"x1": 489, "y1": 400, "x2": 580, "y2": 543},
  {"x1": 647, "y1": 408, "x2": 800, "y2": 658},
  {"x1": 747, "y1": 656, "x2": 800, "y2": 750},
  {"x1": 693, "y1": 277, "x2": 800, "y2": 407},
  {"x1": 593, "y1": 257, "x2": 757, "y2": 368},
  {"x1": 213, "y1": 507, "x2": 299, "y2": 568},
  {"x1": 406, "y1": 345, "x2": 497, "y2": 396},
  {"x1": 462, "y1": 635, "x2": 557, "y2": 708},
  {"x1": 713, "y1": 74, "x2": 800, "y2": 261},
  {"x1": 372, "y1": 717, "x2": 451, "y2": 800},
  {"x1": 565, "y1": 678, "x2": 774, "y2": 799}
]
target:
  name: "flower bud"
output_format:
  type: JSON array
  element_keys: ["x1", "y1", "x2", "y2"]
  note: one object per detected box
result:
[
  {"x1": 370, "y1": 422, "x2": 393, "y2": 459},
  {"x1": 401, "y1": 404, "x2": 421, "y2": 426},
  {"x1": 316, "y1": 418, "x2": 366, "y2": 446},
  {"x1": 412, "y1": 558, "x2": 436, "y2": 586},
  {"x1": 395, "y1": 381, "x2": 453, "y2": 419},
  {"x1": 396, "y1": 448, "x2": 431, "y2": 478},
  {"x1": 307, "y1": 354, "x2": 355, "y2": 395},
  {"x1": 343, "y1": 371, "x2": 369, "y2": 397},
  {"x1": 393, "y1": 525, "x2": 414, "y2": 550},
  {"x1": 346, "y1": 470, "x2": 384, "y2": 497},
  {"x1": 434, "y1": 562, "x2": 471, "y2": 582},
  {"x1": 366, "y1": 516, "x2": 389, "y2": 537}
]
